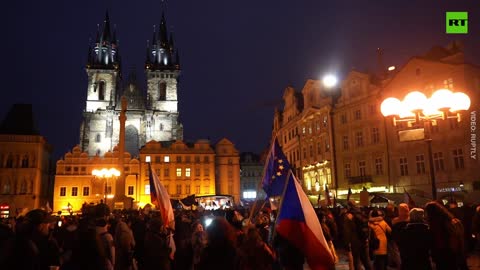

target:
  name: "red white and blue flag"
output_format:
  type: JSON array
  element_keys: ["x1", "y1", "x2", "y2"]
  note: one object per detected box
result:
[
  {"x1": 148, "y1": 162, "x2": 175, "y2": 229},
  {"x1": 262, "y1": 138, "x2": 291, "y2": 198},
  {"x1": 276, "y1": 171, "x2": 335, "y2": 270}
]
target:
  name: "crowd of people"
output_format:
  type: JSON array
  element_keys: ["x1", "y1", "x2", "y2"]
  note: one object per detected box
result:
[{"x1": 0, "y1": 199, "x2": 479, "y2": 270}]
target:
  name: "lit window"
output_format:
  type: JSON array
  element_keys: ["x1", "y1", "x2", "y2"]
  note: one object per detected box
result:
[
  {"x1": 443, "y1": 78, "x2": 454, "y2": 90},
  {"x1": 243, "y1": 191, "x2": 257, "y2": 199},
  {"x1": 164, "y1": 156, "x2": 170, "y2": 162},
  {"x1": 145, "y1": 185, "x2": 150, "y2": 195},
  {"x1": 176, "y1": 168, "x2": 182, "y2": 177},
  {"x1": 186, "y1": 168, "x2": 191, "y2": 177},
  {"x1": 72, "y1": 187, "x2": 78, "y2": 196}
]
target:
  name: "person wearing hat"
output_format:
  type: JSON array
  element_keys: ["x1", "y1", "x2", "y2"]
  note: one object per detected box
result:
[{"x1": 5, "y1": 209, "x2": 60, "y2": 270}]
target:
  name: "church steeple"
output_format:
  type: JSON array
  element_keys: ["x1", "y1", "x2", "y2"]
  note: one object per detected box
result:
[
  {"x1": 145, "y1": 12, "x2": 179, "y2": 71},
  {"x1": 86, "y1": 10, "x2": 120, "y2": 70}
]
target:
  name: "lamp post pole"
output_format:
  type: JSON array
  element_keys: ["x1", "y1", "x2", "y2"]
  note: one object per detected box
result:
[{"x1": 426, "y1": 137, "x2": 436, "y2": 200}]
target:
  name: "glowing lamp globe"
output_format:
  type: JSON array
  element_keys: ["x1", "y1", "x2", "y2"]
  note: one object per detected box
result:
[
  {"x1": 403, "y1": 91, "x2": 427, "y2": 112},
  {"x1": 430, "y1": 89, "x2": 454, "y2": 111},
  {"x1": 322, "y1": 74, "x2": 338, "y2": 88},
  {"x1": 449, "y1": 92, "x2": 471, "y2": 112},
  {"x1": 422, "y1": 98, "x2": 442, "y2": 117},
  {"x1": 380, "y1": 97, "x2": 402, "y2": 117}
]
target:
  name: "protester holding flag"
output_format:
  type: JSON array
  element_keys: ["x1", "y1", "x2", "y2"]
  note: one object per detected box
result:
[
  {"x1": 274, "y1": 171, "x2": 335, "y2": 270},
  {"x1": 262, "y1": 139, "x2": 291, "y2": 198}
]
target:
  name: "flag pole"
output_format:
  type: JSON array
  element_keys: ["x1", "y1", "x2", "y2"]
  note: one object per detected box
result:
[
  {"x1": 249, "y1": 133, "x2": 278, "y2": 222},
  {"x1": 270, "y1": 169, "x2": 293, "y2": 243}
]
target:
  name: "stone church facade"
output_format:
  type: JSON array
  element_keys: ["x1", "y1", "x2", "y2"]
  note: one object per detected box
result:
[{"x1": 80, "y1": 12, "x2": 183, "y2": 157}]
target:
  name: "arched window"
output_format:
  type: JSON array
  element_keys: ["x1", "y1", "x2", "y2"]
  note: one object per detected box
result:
[
  {"x1": 98, "y1": 81, "x2": 106, "y2": 100},
  {"x1": 95, "y1": 133, "x2": 101, "y2": 143},
  {"x1": 159, "y1": 81, "x2": 167, "y2": 101}
]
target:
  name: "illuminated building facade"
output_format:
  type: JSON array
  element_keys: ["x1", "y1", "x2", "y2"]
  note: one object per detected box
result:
[
  {"x1": 271, "y1": 42, "x2": 479, "y2": 201},
  {"x1": 80, "y1": 12, "x2": 183, "y2": 157},
  {"x1": 381, "y1": 42, "x2": 480, "y2": 200},
  {"x1": 272, "y1": 80, "x2": 335, "y2": 196},
  {"x1": 0, "y1": 104, "x2": 52, "y2": 215}
]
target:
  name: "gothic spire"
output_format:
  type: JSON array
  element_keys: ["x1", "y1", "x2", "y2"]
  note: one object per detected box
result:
[{"x1": 102, "y1": 10, "x2": 112, "y2": 43}]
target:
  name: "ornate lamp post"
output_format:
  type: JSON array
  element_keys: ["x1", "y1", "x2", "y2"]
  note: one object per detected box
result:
[
  {"x1": 92, "y1": 168, "x2": 120, "y2": 208},
  {"x1": 381, "y1": 89, "x2": 470, "y2": 200}
]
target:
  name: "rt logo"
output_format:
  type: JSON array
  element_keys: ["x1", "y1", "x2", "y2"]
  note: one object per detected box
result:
[{"x1": 446, "y1": 12, "x2": 468, "y2": 34}]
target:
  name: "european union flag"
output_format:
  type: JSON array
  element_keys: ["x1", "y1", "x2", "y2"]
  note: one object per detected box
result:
[{"x1": 262, "y1": 138, "x2": 291, "y2": 198}]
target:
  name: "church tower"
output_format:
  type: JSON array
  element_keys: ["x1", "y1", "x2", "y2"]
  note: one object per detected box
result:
[
  {"x1": 144, "y1": 12, "x2": 183, "y2": 143},
  {"x1": 80, "y1": 10, "x2": 183, "y2": 157}
]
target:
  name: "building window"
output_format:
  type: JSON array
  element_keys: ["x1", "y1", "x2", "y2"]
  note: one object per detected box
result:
[
  {"x1": 355, "y1": 131, "x2": 363, "y2": 147},
  {"x1": 205, "y1": 185, "x2": 211, "y2": 194},
  {"x1": 60, "y1": 187, "x2": 66, "y2": 196},
  {"x1": 128, "y1": 186, "x2": 134, "y2": 196},
  {"x1": 308, "y1": 126, "x2": 312, "y2": 134},
  {"x1": 195, "y1": 185, "x2": 200, "y2": 194},
  {"x1": 98, "y1": 81, "x2": 106, "y2": 100},
  {"x1": 21, "y1": 155, "x2": 29, "y2": 168},
  {"x1": 106, "y1": 186, "x2": 112, "y2": 194},
  {"x1": 302, "y1": 127, "x2": 306, "y2": 134},
  {"x1": 155, "y1": 156, "x2": 161, "y2": 163},
  {"x1": 186, "y1": 168, "x2": 191, "y2": 177},
  {"x1": 416, "y1": 154, "x2": 426, "y2": 174},
  {"x1": 145, "y1": 185, "x2": 150, "y2": 195},
  {"x1": 453, "y1": 148, "x2": 465, "y2": 169},
  {"x1": 186, "y1": 184, "x2": 191, "y2": 194},
  {"x1": 195, "y1": 168, "x2": 201, "y2": 177},
  {"x1": 204, "y1": 156, "x2": 209, "y2": 163},
  {"x1": 443, "y1": 78, "x2": 454, "y2": 90},
  {"x1": 155, "y1": 168, "x2": 161, "y2": 176},
  {"x1": 375, "y1": 158, "x2": 383, "y2": 175},
  {"x1": 195, "y1": 156, "x2": 200, "y2": 163},
  {"x1": 433, "y1": 152, "x2": 445, "y2": 171},
  {"x1": 159, "y1": 123, "x2": 164, "y2": 131},
  {"x1": 6, "y1": 155, "x2": 13, "y2": 168},
  {"x1": 309, "y1": 145, "x2": 314, "y2": 157},
  {"x1": 317, "y1": 143, "x2": 321, "y2": 155},
  {"x1": 325, "y1": 140, "x2": 330, "y2": 152},
  {"x1": 186, "y1": 156, "x2": 191, "y2": 163},
  {"x1": 204, "y1": 168, "x2": 210, "y2": 177},
  {"x1": 303, "y1": 148, "x2": 307, "y2": 158},
  {"x1": 323, "y1": 115, "x2": 328, "y2": 127},
  {"x1": 369, "y1": 104, "x2": 377, "y2": 114},
  {"x1": 176, "y1": 156, "x2": 182, "y2": 163},
  {"x1": 354, "y1": 110, "x2": 362, "y2": 120},
  {"x1": 372, "y1": 128, "x2": 380, "y2": 144},
  {"x1": 344, "y1": 163, "x2": 351, "y2": 178},
  {"x1": 19, "y1": 181, "x2": 27, "y2": 194},
  {"x1": 400, "y1": 157, "x2": 409, "y2": 176},
  {"x1": 72, "y1": 187, "x2": 78, "y2": 196},
  {"x1": 359, "y1": 161, "x2": 366, "y2": 176},
  {"x1": 164, "y1": 156, "x2": 170, "y2": 163},
  {"x1": 342, "y1": 135, "x2": 349, "y2": 150},
  {"x1": 176, "y1": 184, "x2": 182, "y2": 195},
  {"x1": 164, "y1": 168, "x2": 169, "y2": 177},
  {"x1": 341, "y1": 114, "x2": 347, "y2": 124},
  {"x1": 159, "y1": 81, "x2": 167, "y2": 101},
  {"x1": 95, "y1": 134, "x2": 101, "y2": 143},
  {"x1": 176, "y1": 168, "x2": 182, "y2": 177},
  {"x1": 83, "y1": 187, "x2": 90, "y2": 196}
]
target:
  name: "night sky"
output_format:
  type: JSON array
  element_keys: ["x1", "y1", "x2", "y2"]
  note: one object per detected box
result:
[{"x1": 2, "y1": 1, "x2": 479, "y2": 159}]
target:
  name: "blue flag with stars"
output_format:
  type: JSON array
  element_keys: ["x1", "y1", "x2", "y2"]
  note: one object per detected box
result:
[{"x1": 262, "y1": 138, "x2": 291, "y2": 198}]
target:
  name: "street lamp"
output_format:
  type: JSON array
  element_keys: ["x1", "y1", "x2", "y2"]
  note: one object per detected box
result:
[
  {"x1": 322, "y1": 73, "x2": 340, "y2": 195},
  {"x1": 381, "y1": 89, "x2": 470, "y2": 200},
  {"x1": 92, "y1": 168, "x2": 120, "y2": 208}
]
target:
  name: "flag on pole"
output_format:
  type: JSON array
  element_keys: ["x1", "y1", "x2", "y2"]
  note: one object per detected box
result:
[
  {"x1": 276, "y1": 171, "x2": 335, "y2": 270},
  {"x1": 262, "y1": 138, "x2": 291, "y2": 198},
  {"x1": 403, "y1": 188, "x2": 416, "y2": 208},
  {"x1": 346, "y1": 187, "x2": 352, "y2": 202},
  {"x1": 325, "y1": 185, "x2": 331, "y2": 206},
  {"x1": 148, "y1": 162, "x2": 175, "y2": 229}
]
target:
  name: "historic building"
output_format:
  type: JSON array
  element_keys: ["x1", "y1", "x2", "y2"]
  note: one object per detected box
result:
[
  {"x1": 52, "y1": 10, "x2": 243, "y2": 211},
  {"x1": 239, "y1": 152, "x2": 264, "y2": 200},
  {"x1": 381, "y1": 42, "x2": 480, "y2": 201},
  {"x1": 80, "y1": 12, "x2": 183, "y2": 157},
  {"x1": 270, "y1": 42, "x2": 479, "y2": 203},
  {"x1": 0, "y1": 104, "x2": 52, "y2": 216},
  {"x1": 272, "y1": 80, "x2": 336, "y2": 199},
  {"x1": 333, "y1": 70, "x2": 389, "y2": 197}
]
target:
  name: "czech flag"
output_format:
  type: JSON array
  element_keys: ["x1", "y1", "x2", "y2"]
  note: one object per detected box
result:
[
  {"x1": 148, "y1": 162, "x2": 175, "y2": 229},
  {"x1": 276, "y1": 171, "x2": 335, "y2": 270}
]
